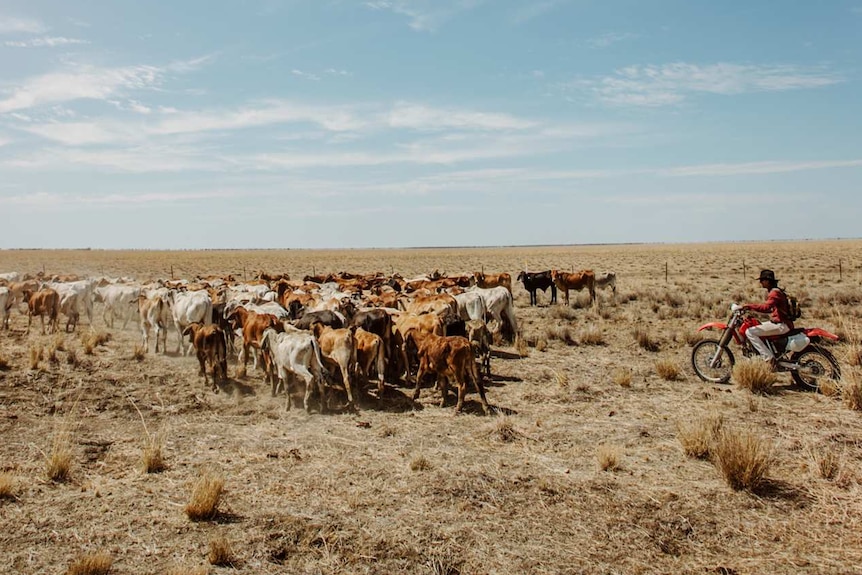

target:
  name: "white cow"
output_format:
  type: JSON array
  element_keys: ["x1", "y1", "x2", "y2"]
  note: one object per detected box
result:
[
  {"x1": 0, "y1": 272, "x2": 20, "y2": 283},
  {"x1": 95, "y1": 284, "x2": 142, "y2": 329},
  {"x1": 0, "y1": 287, "x2": 10, "y2": 329},
  {"x1": 49, "y1": 280, "x2": 96, "y2": 326},
  {"x1": 467, "y1": 286, "x2": 518, "y2": 343},
  {"x1": 138, "y1": 292, "x2": 171, "y2": 353},
  {"x1": 454, "y1": 291, "x2": 487, "y2": 322},
  {"x1": 58, "y1": 291, "x2": 80, "y2": 332},
  {"x1": 595, "y1": 271, "x2": 617, "y2": 296},
  {"x1": 169, "y1": 290, "x2": 213, "y2": 355},
  {"x1": 260, "y1": 327, "x2": 328, "y2": 412}
]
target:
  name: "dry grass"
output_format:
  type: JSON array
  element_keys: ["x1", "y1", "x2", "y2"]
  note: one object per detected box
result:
[
  {"x1": 612, "y1": 368, "x2": 632, "y2": 387},
  {"x1": 410, "y1": 455, "x2": 432, "y2": 472},
  {"x1": 164, "y1": 567, "x2": 208, "y2": 575},
  {"x1": 208, "y1": 534, "x2": 236, "y2": 567},
  {"x1": 185, "y1": 471, "x2": 224, "y2": 521},
  {"x1": 712, "y1": 427, "x2": 772, "y2": 491},
  {"x1": 489, "y1": 417, "x2": 522, "y2": 442},
  {"x1": 633, "y1": 328, "x2": 660, "y2": 352},
  {"x1": 546, "y1": 325, "x2": 577, "y2": 346},
  {"x1": 47, "y1": 432, "x2": 73, "y2": 483},
  {"x1": 142, "y1": 434, "x2": 166, "y2": 474},
  {"x1": 732, "y1": 359, "x2": 777, "y2": 395},
  {"x1": 66, "y1": 552, "x2": 113, "y2": 575},
  {"x1": 47, "y1": 343, "x2": 59, "y2": 364},
  {"x1": 655, "y1": 359, "x2": 681, "y2": 381},
  {"x1": 81, "y1": 330, "x2": 111, "y2": 355},
  {"x1": 534, "y1": 337, "x2": 548, "y2": 352},
  {"x1": 578, "y1": 326, "x2": 606, "y2": 346},
  {"x1": 596, "y1": 444, "x2": 622, "y2": 472},
  {"x1": 677, "y1": 414, "x2": 724, "y2": 460},
  {"x1": 66, "y1": 348, "x2": 79, "y2": 367},
  {"x1": 0, "y1": 354, "x2": 10, "y2": 371},
  {"x1": 515, "y1": 336, "x2": 529, "y2": 358},
  {"x1": 0, "y1": 472, "x2": 16, "y2": 500},
  {"x1": 29, "y1": 345, "x2": 43, "y2": 370},
  {"x1": 132, "y1": 345, "x2": 145, "y2": 362},
  {"x1": 53, "y1": 334, "x2": 66, "y2": 352},
  {"x1": 811, "y1": 447, "x2": 841, "y2": 480},
  {"x1": 842, "y1": 370, "x2": 862, "y2": 411}
]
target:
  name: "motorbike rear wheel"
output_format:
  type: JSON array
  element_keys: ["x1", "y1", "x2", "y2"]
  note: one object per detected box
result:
[
  {"x1": 790, "y1": 344, "x2": 841, "y2": 390},
  {"x1": 691, "y1": 339, "x2": 735, "y2": 384}
]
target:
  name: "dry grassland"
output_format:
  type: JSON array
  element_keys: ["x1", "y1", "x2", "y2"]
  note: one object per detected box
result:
[{"x1": 1, "y1": 240, "x2": 862, "y2": 574}]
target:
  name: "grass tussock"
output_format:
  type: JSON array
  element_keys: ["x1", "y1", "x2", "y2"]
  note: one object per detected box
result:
[
  {"x1": 612, "y1": 368, "x2": 632, "y2": 387},
  {"x1": 208, "y1": 534, "x2": 236, "y2": 567},
  {"x1": 842, "y1": 370, "x2": 862, "y2": 411},
  {"x1": 578, "y1": 326, "x2": 605, "y2": 346},
  {"x1": 47, "y1": 433, "x2": 73, "y2": 483},
  {"x1": 655, "y1": 359, "x2": 682, "y2": 381},
  {"x1": 684, "y1": 331, "x2": 704, "y2": 346},
  {"x1": 132, "y1": 345, "x2": 145, "y2": 362},
  {"x1": 733, "y1": 359, "x2": 777, "y2": 395},
  {"x1": 490, "y1": 417, "x2": 522, "y2": 442},
  {"x1": 534, "y1": 337, "x2": 548, "y2": 352},
  {"x1": 81, "y1": 330, "x2": 111, "y2": 355},
  {"x1": 185, "y1": 472, "x2": 224, "y2": 521},
  {"x1": 142, "y1": 434, "x2": 166, "y2": 474},
  {"x1": 812, "y1": 448, "x2": 841, "y2": 480},
  {"x1": 66, "y1": 552, "x2": 113, "y2": 575},
  {"x1": 29, "y1": 345, "x2": 43, "y2": 370},
  {"x1": 677, "y1": 414, "x2": 724, "y2": 460},
  {"x1": 165, "y1": 567, "x2": 208, "y2": 575},
  {"x1": 0, "y1": 472, "x2": 16, "y2": 500},
  {"x1": 0, "y1": 354, "x2": 10, "y2": 371},
  {"x1": 633, "y1": 328, "x2": 660, "y2": 352},
  {"x1": 515, "y1": 336, "x2": 529, "y2": 358},
  {"x1": 410, "y1": 455, "x2": 432, "y2": 472},
  {"x1": 66, "y1": 348, "x2": 79, "y2": 367},
  {"x1": 596, "y1": 444, "x2": 622, "y2": 472},
  {"x1": 53, "y1": 334, "x2": 66, "y2": 352},
  {"x1": 712, "y1": 427, "x2": 772, "y2": 491},
  {"x1": 47, "y1": 343, "x2": 59, "y2": 364},
  {"x1": 546, "y1": 325, "x2": 577, "y2": 346},
  {"x1": 550, "y1": 306, "x2": 578, "y2": 321}
]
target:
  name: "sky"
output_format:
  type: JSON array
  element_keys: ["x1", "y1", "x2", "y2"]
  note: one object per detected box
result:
[{"x1": 0, "y1": 0, "x2": 860, "y2": 249}]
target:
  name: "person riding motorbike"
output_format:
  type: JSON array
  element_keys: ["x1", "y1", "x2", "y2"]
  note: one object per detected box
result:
[{"x1": 740, "y1": 269, "x2": 794, "y2": 369}]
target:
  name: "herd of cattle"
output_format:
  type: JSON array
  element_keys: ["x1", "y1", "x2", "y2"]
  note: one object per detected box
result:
[{"x1": 0, "y1": 268, "x2": 616, "y2": 414}]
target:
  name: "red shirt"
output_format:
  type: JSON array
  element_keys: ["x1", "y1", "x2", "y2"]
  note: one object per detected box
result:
[{"x1": 746, "y1": 288, "x2": 794, "y2": 328}]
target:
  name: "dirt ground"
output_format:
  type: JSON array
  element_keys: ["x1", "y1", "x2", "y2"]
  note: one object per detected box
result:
[{"x1": 1, "y1": 241, "x2": 862, "y2": 575}]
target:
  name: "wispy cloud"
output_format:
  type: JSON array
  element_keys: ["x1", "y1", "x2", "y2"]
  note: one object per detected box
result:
[
  {"x1": 364, "y1": 0, "x2": 486, "y2": 32},
  {"x1": 509, "y1": 1, "x2": 566, "y2": 25},
  {"x1": 385, "y1": 103, "x2": 537, "y2": 131},
  {"x1": 657, "y1": 159, "x2": 862, "y2": 177},
  {"x1": 576, "y1": 62, "x2": 843, "y2": 107},
  {"x1": 5, "y1": 36, "x2": 89, "y2": 48},
  {"x1": 587, "y1": 32, "x2": 638, "y2": 49},
  {"x1": 4, "y1": 189, "x2": 247, "y2": 207},
  {"x1": 291, "y1": 69, "x2": 320, "y2": 81},
  {"x1": 0, "y1": 16, "x2": 46, "y2": 34}
]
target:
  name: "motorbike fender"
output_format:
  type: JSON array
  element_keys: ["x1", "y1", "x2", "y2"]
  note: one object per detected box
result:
[
  {"x1": 803, "y1": 328, "x2": 840, "y2": 341},
  {"x1": 697, "y1": 322, "x2": 727, "y2": 332}
]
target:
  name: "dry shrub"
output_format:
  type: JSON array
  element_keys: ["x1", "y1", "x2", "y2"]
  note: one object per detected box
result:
[
  {"x1": 633, "y1": 328, "x2": 660, "y2": 352},
  {"x1": 655, "y1": 359, "x2": 681, "y2": 381},
  {"x1": 515, "y1": 336, "x2": 529, "y2": 358},
  {"x1": 712, "y1": 427, "x2": 772, "y2": 491},
  {"x1": 596, "y1": 444, "x2": 621, "y2": 472},
  {"x1": 550, "y1": 305, "x2": 578, "y2": 321},
  {"x1": 491, "y1": 418, "x2": 521, "y2": 442},
  {"x1": 410, "y1": 455, "x2": 432, "y2": 472},
  {"x1": 578, "y1": 326, "x2": 605, "y2": 346},
  {"x1": 132, "y1": 345, "x2": 145, "y2": 362},
  {"x1": 66, "y1": 552, "x2": 113, "y2": 575},
  {"x1": 185, "y1": 471, "x2": 224, "y2": 521},
  {"x1": 47, "y1": 432, "x2": 73, "y2": 482},
  {"x1": 208, "y1": 534, "x2": 236, "y2": 567},
  {"x1": 677, "y1": 414, "x2": 724, "y2": 459},
  {"x1": 0, "y1": 472, "x2": 16, "y2": 500},
  {"x1": 811, "y1": 448, "x2": 841, "y2": 480},
  {"x1": 142, "y1": 434, "x2": 166, "y2": 474},
  {"x1": 534, "y1": 337, "x2": 548, "y2": 352},
  {"x1": 733, "y1": 359, "x2": 777, "y2": 395},
  {"x1": 612, "y1": 368, "x2": 632, "y2": 388},
  {"x1": 66, "y1": 348, "x2": 79, "y2": 367},
  {"x1": 29, "y1": 345, "x2": 43, "y2": 370}
]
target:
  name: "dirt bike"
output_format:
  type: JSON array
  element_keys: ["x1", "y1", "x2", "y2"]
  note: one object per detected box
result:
[{"x1": 691, "y1": 304, "x2": 841, "y2": 389}]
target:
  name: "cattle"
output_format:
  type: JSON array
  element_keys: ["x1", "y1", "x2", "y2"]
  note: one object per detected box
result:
[
  {"x1": 49, "y1": 280, "x2": 96, "y2": 326},
  {"x1": 354, "y1": 327, "x2": 386, "y2": 397},
  {"x1": 58, "y1": 291, "x2": 80, "y2": 332},
  {"x1": 0, "y1": 272, "x2": 20, "y2": 283},
  {"x1": 168, "y1": 290, "x2": 213, "y2": 355},
  {"x1": 8, "y1": 280, "x2": 41, "y2": 311},
  {"x1": 225, "y1": 307, "x2": 283, "y2": 374},
  {"x1": 472, "y1": 271, "x2": 513, "y2": 294},
  {"x1": 137, "y1": 293, "x2": 170, "y2": 353},
  {"x1": 517, "y1": 270, "x2": 557, "y2": 306},
  {"x1": 292, "y1": 309, "x2": 346, "y2": 331},
  {"x1": 95, "y1": 284, "x2": 141, "y2": 329},
  {"x1": 349, "y1": 308, "x2": 394, "y2": 378},
  {"x1": 260, "y1": 327, "x2": 328, "y2": 412},
  {"x1": 551, "y1": 269, "x2": 596, "y2": 307},
  {"x1": 466, "y1": 319, "x2": 492, "y2": 378},
  {"x1": 406, "y1": 330, "x2": 491, "y2": 414},
  {"x1": 312, "y1": 323, "x2": 358, "y2": 410},
  {"x1": 27, "y1": 288, "x2": 60, "y2": 334},
  {"x1": 0, "y1": 287, "x2": 10, "y2": 330},
  {"x1": 595, "y1": 271, "x2": 617, "y2": 296},
  {"x1": 182, "y1": 323, "x2": 228, "y2": 393},
  {"x1": 392, "y1": 312, "x2": 445, "y2": 381},
  {"x1": 405, "y1": 293, "x2": 458, "y2": 319},
  {"x1": 454, "y1": 291, "x2": 487, "y2": 322},
  {"x1": 467, "y1": 286, "x2": 518, "y2": 343}
]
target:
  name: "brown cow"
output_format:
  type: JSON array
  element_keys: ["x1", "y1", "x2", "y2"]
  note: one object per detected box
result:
[
  {"x1": 27, "y1": 288, "x2": 60, "y2": 334},
  {"x1": 354, "y1": 327, "x2": 386, "y2": 397},
  {"x1": 137, "y1": 292, "x2": 170, "y2": 353},
  {"x1": 551, "y1": 269, "x2": 596, "y2": 306},
  {"x1": 312, "y1": 323, "x2": 358, "y2": 409},
  {"x1": 466, "y1": 319, "x2": 492, "y2": 378},
  {"x1": 473, "y1": 271, "x2": 513, "y2": 294},
  {"x1": 393, "y1": 312, "x2": 445, "y2": 381},
  {"x1": 182, "y1": 322, "x2": 228, "y2": 393},
  {"x1": 225, "y1": 307, "x2": 283, "y2": 375},
  {"x1": 406, "y1": 330, "x2": 491, "y2": 414}
]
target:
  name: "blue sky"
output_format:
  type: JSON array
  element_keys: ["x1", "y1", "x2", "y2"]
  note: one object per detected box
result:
[{"x1": 1, "y1": 1, "x2": 860, "y2": 249}]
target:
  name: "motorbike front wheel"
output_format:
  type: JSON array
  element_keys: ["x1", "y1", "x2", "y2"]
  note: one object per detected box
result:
[
  {"x1": 691, "y1": 339, "x2": 735, "y2": 384},
  {"x1": 790, "y1": 345, "x2": 841, "y2": 390}
]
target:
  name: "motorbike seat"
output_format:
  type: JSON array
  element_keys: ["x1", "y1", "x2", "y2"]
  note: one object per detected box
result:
[{"x1": 763, "y1": 327, "x2": 804, "y2": 341}]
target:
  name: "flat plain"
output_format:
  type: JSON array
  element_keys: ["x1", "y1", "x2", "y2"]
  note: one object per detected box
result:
[{"x1": 1, "y1": 240, "x2": 862, "y2": 575}]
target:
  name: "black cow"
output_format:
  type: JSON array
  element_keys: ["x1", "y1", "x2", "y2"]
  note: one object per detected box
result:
[
  {"x1": 292, "y1": 310, "x2": 346, "y2": 330},
  {"x1": 517, "y1": 270, "x2": 557, "y2": 306}
]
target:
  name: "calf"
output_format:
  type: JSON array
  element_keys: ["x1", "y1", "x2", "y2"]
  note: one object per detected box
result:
[
  {"x1": 551, "y1": 269, "x2": 596, "y2": 307},
  {"x1": 58, "y1": 291, "x2": 80, "y2": 333},
  {"x1": 466, "y1": 319, "x2": 492, "y2": 378},
  {"x1": 27, "y1": 288, "x2": 60, "y2": 334},
  {"x1": 260, "y1": 327, "x2": 328, "y2": 412},
  {"x1": 182, "y1": 322, "x2": 228, "y2": 393},
  {"x1": 406, "y1": 330, "x2": 491, "y2": 414},
  {"x1": 517, "y1": 270, "x2": 557, "y2": 306}
]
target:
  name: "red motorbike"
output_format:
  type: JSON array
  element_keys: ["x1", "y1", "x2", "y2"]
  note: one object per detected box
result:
[{"x1": 691, "y1": 304, "x2": 841, "y2": 389}]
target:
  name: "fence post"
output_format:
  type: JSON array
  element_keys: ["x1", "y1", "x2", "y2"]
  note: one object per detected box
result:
[
  {"x1": 170, "y1": 265, "x2": 174, "y2": 279},
  {"x1": 665, "y1": 262, "x2": 668, "y2": 283},
  {"x1": 743, "y1": 260, "x2": 746, "y2": 283},
  {"x1": 839, "y1": 259, "x2": 842, "y2": 281}
]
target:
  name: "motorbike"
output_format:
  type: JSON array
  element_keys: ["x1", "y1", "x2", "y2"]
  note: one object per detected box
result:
[{"x1": 691, "y1": 304, "x2": 841, "y2": 389}]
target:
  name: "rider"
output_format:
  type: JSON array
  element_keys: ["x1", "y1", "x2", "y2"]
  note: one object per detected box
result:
[{"x1": 741, "y1": 269, "x2": 794, "y2": 369}]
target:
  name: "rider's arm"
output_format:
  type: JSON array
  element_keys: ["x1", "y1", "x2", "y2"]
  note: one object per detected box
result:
[{"x1": 745, "y1": 290, "x2": 778, "y2": 314}]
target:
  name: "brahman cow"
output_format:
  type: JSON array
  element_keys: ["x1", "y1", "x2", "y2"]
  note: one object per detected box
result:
[
  {"x1": 551, "y1": 269, "x2": 596, "y2": 307},
  {"x1": 312, "y1": 323, "x2": 358, "y2": 410},
  {"x1": 260, "y1": 327, "x2": 328, "y2": 412},
  {"x1": 168, "y1": 290, "x2": 213, "y2": 355}
]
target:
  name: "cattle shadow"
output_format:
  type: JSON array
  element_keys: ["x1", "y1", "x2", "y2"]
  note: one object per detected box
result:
[
  {"x1": 752, "y1": 479, "x2": 812, "y2": 505},
  {"x1": 356, "y1": 385, "x2": 423, "y2": 413},
  {"x1": 484, "y1": 373, "x2": 522, "y2": 387},
  {"x1": 490, "y1": 348, "x2": 522, "y2": 360},
  {"x1": 217, "y1": 377, "x2": 258, "y2": 397}
]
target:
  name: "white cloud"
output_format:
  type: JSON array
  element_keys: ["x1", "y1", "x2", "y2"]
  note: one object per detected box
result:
[
  {"x1": 657, "y1": 159, "x2": 862, "y2": 177},
  {"x1": 364, "y1": 0, "x2": 486, "y2": 32},
  {"x1": 4, "y1": 36, "x2": 89, "y2": 48},
  {"x1": 587, "y1": 32, "x2": 638, "y2": 49},
  {"x1": 509, "y1": 1, "x2": 564, "y2": 25},
  {"x1": 4, "y1": 189, "x2": 245, "y2": 207},
  {"x1": 291, "y1": 69, "x2": 320, "y2": 81},
  {"x1": 578, "y1": 62, "x2": 843, "y2": 107},
  {"x1": 0, "y1": 16, "x2": 46, "y2": 34},
  {"x1": 385, "y1": 103, "x2": 537, "y2": 131}
]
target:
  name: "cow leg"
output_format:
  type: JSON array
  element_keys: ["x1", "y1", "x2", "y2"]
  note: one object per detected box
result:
[
  {"x1": 375, "y1": 346, "x2": 386, "y2": 397},
  {"x1": 339, "y1": 363, "x2": 356, "y2": 410},
  {"x1": 439, "y1": 375, "x2": 449, "y2": 408},
  {"x1": 294, "y1": 366, "x2": 318, "y2": 413},
  {"x1": 412, "y1": 361, "x2": 428, "y2": 401}
]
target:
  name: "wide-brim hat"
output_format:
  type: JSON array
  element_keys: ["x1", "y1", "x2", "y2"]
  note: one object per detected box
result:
[{"x1": 758, "y1": 269, "x2": 777, "y2": 282}]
